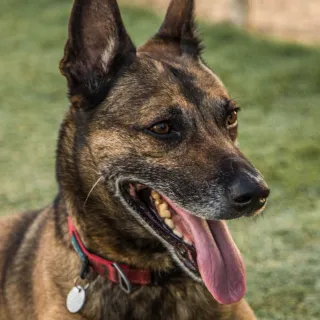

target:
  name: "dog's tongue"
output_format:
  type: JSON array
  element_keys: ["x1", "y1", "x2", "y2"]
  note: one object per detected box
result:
[{"x1": 169, "y1": 202, "x2": 246, "y2": 304}]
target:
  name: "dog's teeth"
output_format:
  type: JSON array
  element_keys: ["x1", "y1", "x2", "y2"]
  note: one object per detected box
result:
[
  {"x1": 184, "y1": 238, "x2": 192, "y2": 245},
  {"x1": 155, "y1": 200, "x2": 161, "y2": 206},
  {"x1": 164, "y1": 218, "x2": 175, "y2": 229},
  {"x1": 173, "y1": 229, "x2": 183, "y2": 238},
  {"x1": 158, "y1": 202, "x2": 170, "y2": 218},
  {"x1": 159, "y1": 202, "x2": 168, "y2": 211},
  {"x1": 151, "y1": 191, "x2": 161, "y2": 200},
  {"x1": 159, "y1": 209, "x2": 171, "y2": 218}
]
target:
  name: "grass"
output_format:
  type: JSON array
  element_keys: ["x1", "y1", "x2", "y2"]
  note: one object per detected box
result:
[{"x1": 0, "y1": 1, "x2": 319, "y2": 319}]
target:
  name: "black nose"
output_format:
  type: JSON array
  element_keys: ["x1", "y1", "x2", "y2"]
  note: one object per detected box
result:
[{"x1": 228, "y1": 173, "x2": 270, "y2": 213}]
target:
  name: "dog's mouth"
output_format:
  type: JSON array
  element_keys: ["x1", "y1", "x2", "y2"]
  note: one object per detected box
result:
[{"x1": 120, "y1": 182, "x2": 246, "y2": 305}]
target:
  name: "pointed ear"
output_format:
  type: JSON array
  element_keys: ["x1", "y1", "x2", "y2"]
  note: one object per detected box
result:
[
  {"x1": 60, "y1": 0, "x2": 136, "y2": 107},
  {"x1": 140, "y1": 0, "x2": 201, "y2": 57}
]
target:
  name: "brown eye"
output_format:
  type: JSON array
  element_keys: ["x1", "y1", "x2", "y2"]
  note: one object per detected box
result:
[
  {"x1": 227, "y1": 111, "x2": 238, "y2": 128},
  {"x1": 149, "y1": 122, "x2": 171, "y2": 135}
]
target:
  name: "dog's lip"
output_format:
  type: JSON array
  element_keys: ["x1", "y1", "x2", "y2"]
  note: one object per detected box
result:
[{"x1": 245, "y1": 201, "x2": 267, "y2": 217}]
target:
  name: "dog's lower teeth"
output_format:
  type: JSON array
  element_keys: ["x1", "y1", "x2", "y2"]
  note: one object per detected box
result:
[
  {"x1": 159, "y1": 202, "x2": 168, "y2": 211},
  {"x1": 151, "y1": 191, "x2": 160, "y2": 200},
  {"x1": 159, "y1": 209, "x2": 171, "y2": 218},
  {"x1": 173, "y1": 229, "x2": 182, "y2": 238},
  {"x1": 164, "y1": 218, "x2": 174, "y2": 229},
  {"x1": 150, "y1": 190, "x2": 188, "y2": 243}
]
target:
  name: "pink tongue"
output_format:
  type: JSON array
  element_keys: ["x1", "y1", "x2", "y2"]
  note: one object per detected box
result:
[{"x1": 167, "y1": 200, "x2": 246, "y2": 304}]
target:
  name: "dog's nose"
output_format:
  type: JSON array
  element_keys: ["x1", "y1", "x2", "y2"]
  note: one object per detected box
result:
[{"x1": 228, "y1": 173, "x2": 270, "y2": 213}]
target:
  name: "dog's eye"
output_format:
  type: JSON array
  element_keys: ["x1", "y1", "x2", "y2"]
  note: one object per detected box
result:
[
  {"x1": 149, "y1": 122, "x2": 171, "y2": 135},
  {"x1": 226, "y1": 111, "x2": 238, "y2": 128}
]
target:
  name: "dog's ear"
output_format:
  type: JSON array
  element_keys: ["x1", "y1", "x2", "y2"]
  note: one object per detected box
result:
[
  {"x1": 140, "y1": 0, "x2": 201, "y2": 57},
  {"x1": 60, "y1": 0, "x2": 136, "y2": 107}
]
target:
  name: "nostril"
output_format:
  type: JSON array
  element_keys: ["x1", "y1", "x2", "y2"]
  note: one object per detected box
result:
[
  {"x1": 232, "y1": 193, "x2": 252, "y2": 204},
  {"x1": 260, "y1": 188, "x2": 270, "y2": 199}
]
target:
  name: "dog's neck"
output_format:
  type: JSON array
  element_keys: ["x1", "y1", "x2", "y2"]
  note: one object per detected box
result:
[
  {"x1": 50, "y1": 196, "x2": 221, "y2": 320},
  {"x1": 54, "y1": 113, "x2": 175, "y2": 272}
]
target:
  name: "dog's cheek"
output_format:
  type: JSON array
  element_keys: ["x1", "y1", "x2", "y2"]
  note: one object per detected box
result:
[
  {"x1": 87, "y1": 129, "x2": 134, "y2": 170},
  {"x1": 90, "y1": 129, "x2": 130, "y2": 157}
]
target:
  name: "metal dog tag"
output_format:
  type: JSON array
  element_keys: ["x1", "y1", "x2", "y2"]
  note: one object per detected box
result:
[{"x1": 66, "y1": 286, "x2": 86, "y2": 313}]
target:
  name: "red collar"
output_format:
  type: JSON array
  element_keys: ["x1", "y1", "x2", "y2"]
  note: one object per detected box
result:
[{"x1": 68, "y1": 217, "x2": 152, "y2": 293}]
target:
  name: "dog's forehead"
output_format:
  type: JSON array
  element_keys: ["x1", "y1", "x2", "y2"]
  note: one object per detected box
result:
[
  {"x1": 110, "y1": 54, "x2": 230, "y2": 115},
  {"x1": 138, "y1": 52, "x2": 228, "y2": 97}
]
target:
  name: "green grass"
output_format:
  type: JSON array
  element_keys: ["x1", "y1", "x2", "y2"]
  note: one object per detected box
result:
[{"x1": 0, "y1": 1, "x2": 319, "y2": 319}]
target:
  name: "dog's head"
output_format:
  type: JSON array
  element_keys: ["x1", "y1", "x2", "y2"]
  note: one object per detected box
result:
[{"x1": 58, "y1": 0, "x2": 269, "y2": 304}]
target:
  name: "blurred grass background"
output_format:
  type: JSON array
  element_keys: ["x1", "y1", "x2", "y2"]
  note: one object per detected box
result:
[{"x1": 0, "y1": 0, "x2": 319, "y2": 319}]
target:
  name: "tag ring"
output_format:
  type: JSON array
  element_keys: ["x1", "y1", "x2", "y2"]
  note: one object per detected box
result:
[{"x1": 74, "y1": 276, "x2": 90, "y2": 291}]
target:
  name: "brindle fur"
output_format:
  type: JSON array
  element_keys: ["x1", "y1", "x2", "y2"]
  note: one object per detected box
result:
[{"x1": 0, "y1": 0, "x2": 261, "y2": 319}]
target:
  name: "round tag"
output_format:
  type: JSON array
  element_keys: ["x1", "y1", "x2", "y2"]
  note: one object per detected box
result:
[{"x1": 66, "y1": 286, "x2": 86, "y2": 313}]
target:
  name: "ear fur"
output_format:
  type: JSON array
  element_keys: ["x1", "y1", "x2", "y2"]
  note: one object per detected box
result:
[
  {"x1": 60, "y1": 0, "x2": 136, "y2": 107},
  {"x1": 141, "y1": 0, "x2": 202, "y2": 57}
]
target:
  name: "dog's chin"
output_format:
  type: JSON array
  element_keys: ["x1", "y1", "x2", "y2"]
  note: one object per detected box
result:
[{"x1": 118, "y1": 182, "x2": 200, "y2": 279}]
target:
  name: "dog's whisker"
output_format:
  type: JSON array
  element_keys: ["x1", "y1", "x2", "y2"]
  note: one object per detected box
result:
[{"x1": 83, "y1": 176, "x2": 105, "y2": 208}]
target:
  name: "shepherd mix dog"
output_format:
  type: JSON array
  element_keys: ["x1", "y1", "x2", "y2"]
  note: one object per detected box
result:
[{"x1": 0, "y1": 0, "x2": 270, "y2": 319}]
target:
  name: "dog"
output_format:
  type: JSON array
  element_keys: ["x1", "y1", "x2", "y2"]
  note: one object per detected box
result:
[{"x1": 0, "y1": 0, "x2": 270, "y2": 319}]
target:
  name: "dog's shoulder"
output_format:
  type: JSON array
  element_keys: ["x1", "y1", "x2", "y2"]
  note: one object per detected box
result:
[
  {"x1": 0, "y1": 208, "x2": 51, "y2": 319},
  {"x1": 0, "y1": 210, "x2": 39, "y2": 275}
]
